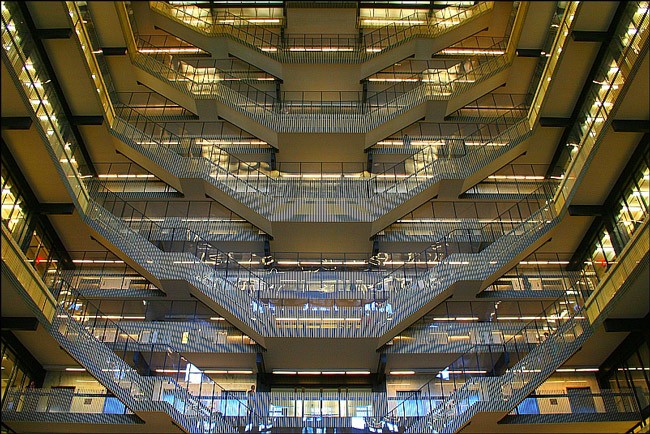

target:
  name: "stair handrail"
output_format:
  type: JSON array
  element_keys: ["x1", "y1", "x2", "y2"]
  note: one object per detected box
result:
[
  {"x1": 2, "y1": 3, "x2": 276, "y2": 337},
  {"x1": 149, "y1": 1, "x2": 494, "y2": 59},
  {"x1": 369, "y1": 100, "x2": 531, "y2": 193},
  {"x1": 412, "y1": 218, "x2": 649, "y2": 433}
]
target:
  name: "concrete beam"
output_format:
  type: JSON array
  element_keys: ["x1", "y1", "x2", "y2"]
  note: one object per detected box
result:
[
  {"x1": 571, "y1": 30, "x2": 609, "y2": 42},
  {"x1": 612, "y1": 120, "x2": 650, "y2": 133},
  {"x1": 604, "y1": 317, "x2": 650, "y2": 333},
  {"x1": 37, "y1": 203, "x2": 75, "y2": 215},
  {"x1": 1, "y1": 117, "x2": 32, "y2": 130},
  {"x1": 35, "y1": 28, "x2": 71, "y2": 39},
  {"x1": 1, "y1": 317, "x2": 39, "y2": 331},
  {"x1": 539, "y1": 117, "x2": 572, "y2": 127},
  {"x1": 568, "y1": 205, "x2": 605, "y2": 216}
]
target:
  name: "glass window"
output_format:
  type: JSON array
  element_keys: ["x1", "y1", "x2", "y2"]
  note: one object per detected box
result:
[
  {"x1": 587, "y1": 229, "x2": 611, "y2": 279},
  {"x1": 1, "y1": 175, "x2": 29, "y2": 243},
  {"x1": 1, "y1": 343, "x2": 34, "y2": 406}
]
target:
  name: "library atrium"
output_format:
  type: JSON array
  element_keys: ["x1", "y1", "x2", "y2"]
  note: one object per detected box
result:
[{"x1": 1, "y1": 0, "x2": 649, "y2": 433}]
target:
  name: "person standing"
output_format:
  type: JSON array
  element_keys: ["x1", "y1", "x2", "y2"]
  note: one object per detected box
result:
[
  {"x1": 403, "y1": 134, "x2": 412, "y2": 149},
  {"x1": 245, "y1": 384, "x2": 256, "y2": 432}
]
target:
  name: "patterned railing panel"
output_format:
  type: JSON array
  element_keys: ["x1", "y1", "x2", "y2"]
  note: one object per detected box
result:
[
  {"x1": 2, "y1": 388, "x2": 135, "y2": 418},
  {"x1": 1, "y1": 224, "x2": 226, "y2": 432},
  {"x1": 5, "y1": 0, "x2": 644, "y2": 345},
  {"x1": 509, "y1": 390, "x2": 641, "y2": 418},
  {"x1": 407, "y1": 220, "x2": 648, "y2": 433},
  {"x1": 375, "y1": 2, "x2": 650, "y2": 429},
  {"x1": 116, "y1": 320, "x2": 261, "y2": 354},
  {"x1": 125, "y1": 34, "x2": 514, "y2": 133},
  {"x1": 148, "y1": 1, "x2": 495, "y2": 64},
  {"x1": 72, "y1": 2, "x2": 536, "y2": 224},
  {"x1": 384, "y1": 321, "x2": 538, "y2": 354}
]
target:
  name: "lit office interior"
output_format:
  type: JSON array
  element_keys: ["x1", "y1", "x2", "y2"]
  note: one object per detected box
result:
[{"x1": 1, "y1": 1, "x2": 649, "y2": 433}]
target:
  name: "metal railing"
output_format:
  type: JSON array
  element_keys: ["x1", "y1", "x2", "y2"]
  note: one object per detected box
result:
[
  {"x1": 2, "y1": 386, "x2": 641, "y2": 429},
  {"x1": 74, "y1": 1, "x2": 533, "y2": 223},
  {"x1": 1, "y1": 388, "x2": 141, "y2": 428},
  {"x1": 149, "y1": 1, "x2": 495, "y2": 63},
  {"x1": 446, "y1": 92, "x2": 530, "y2": 122},
  {"x1": 510, "y1": 389, "x2": 641, "y2": 417},
  {"x1": 126, "y1": 32, "x2": 514, "y2": 133},
  {"x1": 1, "y1": 219, "x2": 229, "y2": 432},
  {"x1": 7, "y1": 0, "x2": 640, "y2": 340},
  {"x1": 2, "y1": 0, "x2": 273, "y2": 337},
  {"x1": 379, "y1": 1, "x2": 650, "y2": 428},
  {"x1": 116, "y1": 91, "x2": 198, "y2": 120},
  {"x1": 2, "y1": 208, "x2": 265, "y2": 432},
  {"x1": 385, "y1": 321, "x2": 551, "y2": 354},
  {"x1": 93, "y1": 162, "x2": 180, "y2": 196},
  {"x1": 2, "y1": 388, "x2": 132, "y2": 416},
  {"x1": 0, "y1": 20, "x2": 577, "y2": 341},
  {"x1": 54, "y1": 276, "x2": 263, "y2": 415},
  {"x1": 380, "y1": 220, "x2": 647, "y2": 433},
  {"x1": 94, "y1": 60, "x2": 535, "y2": 223}
]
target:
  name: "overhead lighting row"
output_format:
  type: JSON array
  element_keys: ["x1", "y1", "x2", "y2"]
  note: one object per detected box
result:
[{"x1": 273, "y1": 370, "x2": 370, "y2": 375}]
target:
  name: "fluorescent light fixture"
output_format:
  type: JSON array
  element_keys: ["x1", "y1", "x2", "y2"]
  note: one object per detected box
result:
[
  {"x1": 288, "y1": 47, "x2": 354, "y2": 52},
  {"x1": 440, "y1": 48, "x2": 505, "y2": 55},
  {"x1": 390, "y1": 370, "x2": 416, "y2": 375},
  {"x1": 139, "y1": 48, "x2": 204, "y2": 54},
  {"x1": 488, "y1": 175, "x2": 545, "y2": 180},
  {"x1": 98, "y1": 174, "x2": 155, "y2": 178},
  {"x1": 361, "y1": 19, "x2": 425, "y2": 25},
  {"x1": 248, "y1": 18, "x2": 280, "y2": 24},
  {"x1": 556, "y1": 367, "x2": 599, "y2": 372},
  {"x1": 65, "y1": 367, "x2": 86, "y2": 372},
  {"x1": 368, "y1": 77, "x2": 419, "y2": 82}
]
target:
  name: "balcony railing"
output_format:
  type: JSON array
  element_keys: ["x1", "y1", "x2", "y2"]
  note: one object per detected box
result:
[
  {"x1": 3, "y1": 386, "x2": 641, "y2": 431},
  {"x1": 1, "y1": 388, "x2": 144, "y2": 428},
  {"x1": 0, "y1": 222, "x2": 232, "y2": 433},
  {"x1": 70, "y1": 1, "x2": 534, "y2": 223},
  {"x1": 509, "y1": 389, "x2": 641, "y2": 417},
  {"x1": 148, "y1": 1, "x2": 495, "y2": 63},
  {"x1": 0, "y1": 19, "x2": 582, "y2": 339},
  {"x1": 125, "y1": 33, "x2": 514, "y2": 133},
  {"x1": 382, "y1": 219, "x2": 647, "y2": 433},
  {"x1": 7, "y1": 0, "x2": 645, "y2": 341}
]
